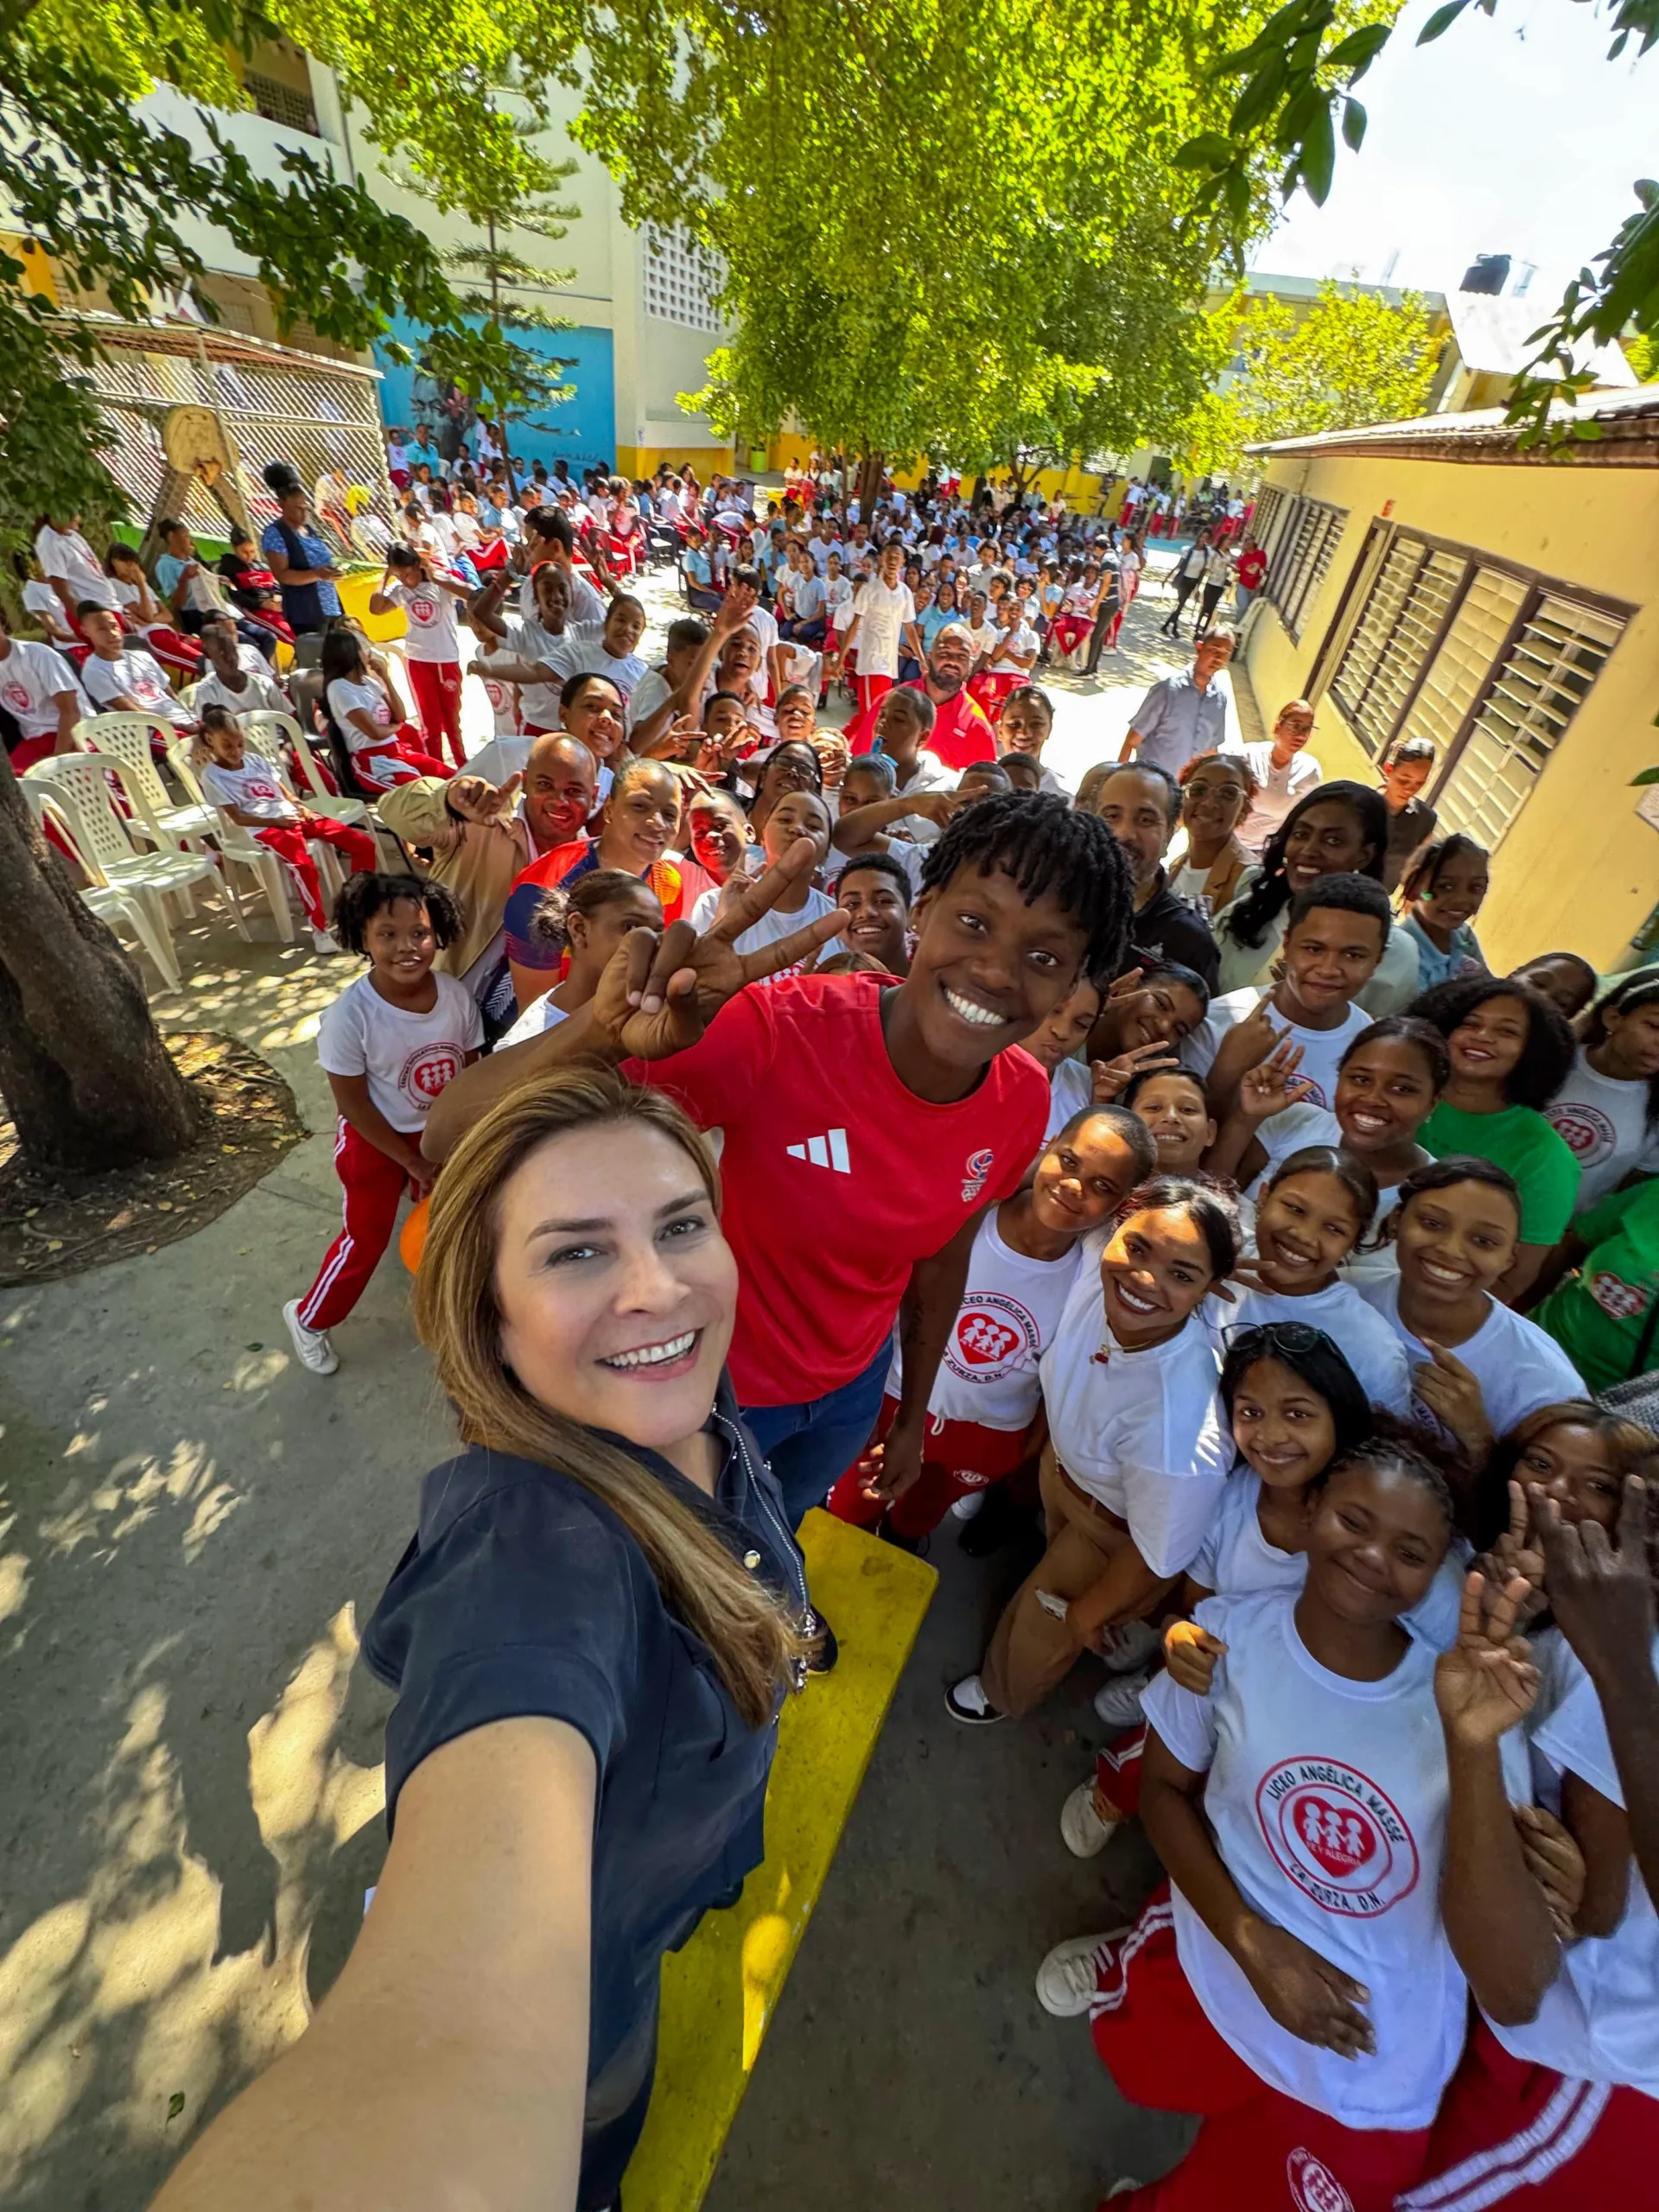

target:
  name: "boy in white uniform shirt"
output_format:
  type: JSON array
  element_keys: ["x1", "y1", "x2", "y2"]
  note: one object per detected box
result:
[
  {"x1": 842, "y1": 541, "x2": 916, "y2": 719},
  {"x1": 76, "y1": 605, "x2": 191, "y2": 732},
  {"x1": 195, "y1": 708, "x2": 378, "y2": 950},
  {"x1": 0, "y1": 603, "x2": 86, "y2": 770}
]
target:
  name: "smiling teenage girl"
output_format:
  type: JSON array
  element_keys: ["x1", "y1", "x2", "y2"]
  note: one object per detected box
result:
[{"x1": 1544, "y1": 969, "x2": 1659, "y2": 1212}]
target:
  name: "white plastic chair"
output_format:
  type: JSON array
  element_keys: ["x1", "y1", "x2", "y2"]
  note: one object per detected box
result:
[
  {"x1": 72, "y1": 713, "x2": 218, "y2": 849},
  {"x1": 163, "y1": 741, "x2": 296, "y2": 941},
  {"x1": 24, "y1": 753, "x2": 226, "y2": 967},
  {"x1": 22, "y1": 784, "x2": 183, "y2": 993},
  {"x1": 242, "y1": 711, "x2": 373, "y2": 831}
]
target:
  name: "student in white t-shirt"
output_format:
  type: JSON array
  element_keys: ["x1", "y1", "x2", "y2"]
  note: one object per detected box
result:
[
  {"x1": 1185, "y1": 874, "x2": 1395, "y2": 1118},
  {"x1": 0, "y1": 602, "x2": 85, "y2": 770},
  {"x1": 34, "y1": 514, "x2": 118, "y2": 621},
  {"x1": 546, "y1": 596, "x2": 650, "y2": 712},
  {"x1": 1544, "y1": 972, "x2": 1659, "y2": 1212},
  {"x1": 830, "y1": 1105, "x2": 1155, "y2": 1541},
  {"x1": 195, "y1": 707, "x2": 378, "y2": 951},
  {"x1": 690, "y1": 789, "x2": 837, "y2": 984},
  {"x1": 1048, "y1": 1443, "x2": 1551, "y2": 2212},
  {"x1": 75, "y1": 605, "x2": 191, "y2": 729},
  {"x1": 496, "y1": 868, "x2": 664, "y2": 1047},
  {"x1": 1236, "y1": 700, "x2": 1321, "y2": 854},
  {"x1": 950, "y1": 1179, "x2": 1238, "y2": 1723},
  {"x1": 841, "y1": 543, "x2": 916, "y2": 719},
  {"x1": 1358, "y1": 1158, "x2": 1585, "y2": 1459},
  {"x1": 370, "y1": 545, "x2": 475, "y2": 771},
  {"x1": 285, "y1": 873, "x2": 481, "y2": 1377},
  {"x1": 1402, "y1": 1449, "x2": 1659, "y2": 2208}
]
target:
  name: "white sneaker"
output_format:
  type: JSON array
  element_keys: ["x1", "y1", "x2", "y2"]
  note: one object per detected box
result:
[
  {"x1": 283, "y1": 1297, "x2": 339, "y2": 1376},
  {"x1": 1093, "y1": 1669, "x2": 1154, "y2": 1730},
  {"x1": 310, "y1": 926, "x2": 343, "y2": 955},
  {"x1": 1035, "y1": 1929, "x2": 1128, "y2": 2018},
  {"x1": 950, "y1": 1491, "x2": 987, "y2": 1522},
  {"x1": 1098, "y1": 1618, "x2": 1161, "y2": 1675},
  {"x1": 944, "y1": 1673, "x2": 1005, "y2": 1725},
  {"x1": 1060, "y1": 1777, "x2": 1120, "y2": 1859}
]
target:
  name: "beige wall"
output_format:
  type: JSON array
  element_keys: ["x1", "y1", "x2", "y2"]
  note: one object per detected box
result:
[{"x1": 1243, "y1": 444, "x2": 1659, "y2": 973}]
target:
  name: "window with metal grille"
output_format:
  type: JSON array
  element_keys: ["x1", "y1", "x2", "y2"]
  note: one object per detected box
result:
[
  {"x1": 1252, "y1": 485, "x2": 1290, "y2": 568},
  {"x1": 245, "y1": 71, "x2": 319, "y2": 135},
  {"x1": 1396, "y1": 567, "x2": 1528, "y2": 757},
  {"x1": 1329, "y1": 537, "x2": 1466, "y2": 756},
  {"x1": 1435, "y1": 595, "x2": 1626, "y2": 850},
  {"x1": 1268, "y1": 499, "x2": 1345, "y2": 641},
  {"x1": 641, "y1": 224, "x2": 725, "y2": 333}
]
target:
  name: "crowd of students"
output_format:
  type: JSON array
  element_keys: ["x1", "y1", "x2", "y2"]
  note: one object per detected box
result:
[{"x1": 19, "y1": 454, "x2": 1656, "y2": 2212}]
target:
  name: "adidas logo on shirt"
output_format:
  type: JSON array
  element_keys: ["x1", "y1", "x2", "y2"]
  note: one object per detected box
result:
[{"x1": 785, "y1": 1128, "x2": 851, "y2": 1174}]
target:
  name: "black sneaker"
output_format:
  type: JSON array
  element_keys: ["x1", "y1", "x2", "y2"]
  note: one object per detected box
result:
[
  {"x1": 804, "y1": 1609, "x2": 839, "y2": 1675},
  {"x1": 945, "y1": 1673, "x2": 1005, "y2": 1725}
]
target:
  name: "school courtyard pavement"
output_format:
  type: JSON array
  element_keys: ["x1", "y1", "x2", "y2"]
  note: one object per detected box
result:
[{"x1": 0, "y1": 559, "x2": 1223, "y2": 2211}]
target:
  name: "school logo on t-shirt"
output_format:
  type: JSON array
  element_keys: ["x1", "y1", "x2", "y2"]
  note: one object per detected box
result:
[
  {"x1": 961, "y1": 1147, "x2": 996, "y2": 1204},
  {"x1": 1286, "y1": 2148, "x2": 1354, "y2": 2212},
  {"x1": 401, "y1": 1044, "x2": 461, "y2": 1106},
  {"x1": 1256, "y1": 1757, "x2": 1420, "y2": 1916},
  {"x1": 410, "y1": 590, "x2": 439, "y2": 626},
  {"x1": 1547, "y1": 1100, "x2": 1615, "y2": 1164},
  {"x1": 945, "y1": 1294, "x2": 1040, "y2": 1384},
  {"x1": 1589, "y1": 1268, "x2": 1649, "y2": 1321},
  {"x1": 2, "y1": 679, "x2": 31, "y2": 713}
]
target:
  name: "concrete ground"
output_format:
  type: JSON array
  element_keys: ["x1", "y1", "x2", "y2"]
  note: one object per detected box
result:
[{"x1": 0, "y1": 550, "x2": 1230, "y2": 2210}]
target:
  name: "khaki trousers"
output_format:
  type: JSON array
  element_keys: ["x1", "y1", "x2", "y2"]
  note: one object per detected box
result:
[{"x1": 980, "y1": 1447, "x2": 1168, "y2": 1718}]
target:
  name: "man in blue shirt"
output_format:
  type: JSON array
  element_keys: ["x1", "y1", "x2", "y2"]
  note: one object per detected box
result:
[{"x1": 1119, "y1": 630, "x2": 1238, "y2": 777}]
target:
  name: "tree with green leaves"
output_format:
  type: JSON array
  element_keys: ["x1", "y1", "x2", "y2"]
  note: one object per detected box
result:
[
  {"x1": 1175, "y1": 0, "x2": 1659, "y2": 444},
  {"x1": 1179, "y1": 277, "x2": 1439, "y2": 477}
]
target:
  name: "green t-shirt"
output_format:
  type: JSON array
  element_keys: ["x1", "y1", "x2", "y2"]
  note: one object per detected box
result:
[
  {"x1": 1421, "y1": 1100, "x2": 1581, "y2": 1245},
  {"x1": 1535, "y1": 1179, "x2": 1659, "y2": 1393}
]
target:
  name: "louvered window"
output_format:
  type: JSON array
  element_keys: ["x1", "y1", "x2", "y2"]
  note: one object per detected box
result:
[
  {"x1": 1328, "y1": 539, "x2": 1465, "y2": 755},
  {"x1": 1436, "y1": 595, "x2": 1625, "y2": 849},
  {"x1": 1397, "y1": 567, "x2": 1529, "y2": 756},
  {"x1": 1251, "y1": 486, "x2": 1291, "y2": 568},
  {"x1": 1267, "y1": 499, "x2": 1345, "y2": 641}
]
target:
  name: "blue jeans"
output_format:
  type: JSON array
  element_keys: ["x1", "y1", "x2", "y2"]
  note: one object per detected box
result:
[{"x1": 743, "y1": 1340, "x2": 891, "y2": 1530}]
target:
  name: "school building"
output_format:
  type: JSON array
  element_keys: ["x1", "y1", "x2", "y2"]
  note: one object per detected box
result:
[{"x1": 1239, "y1": 386, "x2": 1659, "y2": 975}]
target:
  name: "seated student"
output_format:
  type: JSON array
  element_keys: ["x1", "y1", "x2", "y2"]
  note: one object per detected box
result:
[
  {"x1": 1413, "y1": 974, "x2": 1580, "y2": 1302},
  {"x1": 423, "y1": 794, "x2": 1135, "y2": 1552},
  {"x1": 75, "y1": 603, "x2": 192, "y2": 734},
  {"x1": 1509, "y1": 950, "x2": 1599, "y2": 1024},
  {"x1": 192, "y1": 612, "x2": 289, "y2": 719},
  {"x1": 503, "y1": 754, "x2": 687, "y2": 1006},
  {"x1": 213, "y1": 527, "x2": 292, "y2": 650},
  {"x1": 1168, "y1": 750, "x2": 1257, "y2": 918},
  {"x1": 814, "y1": 850, "x2": 914, "y2": 976},
  {"x1": 1205, "y1": 1015, "x2": 1451, "y2": 1268},
  {"x1": 1050, "y1": 1443, "x2": 1549, "y2": 2212},
  {"x1": 1212, "y1": 781, "x2": 1419, "y2": 1012},
  {"x1": 1400, "y1": 834, "x2": 1491, "y2": 993},
  {"x1": 1358, "y1": 1157, "x2": 1585, "y2": 1464},
  {"x1": 320, "y1": 626, "x2": 453, "y2": 796},
  {"x1": 105, "y1": 543, "x2": 201, "y2": 676},
  {"x1": 1408, "y1": 1436, "x2": 1659, "y2": 2211},
  {"x1": 690, "y1": 789, "x2": 836, "y2": 985},
  {"x1": 1543, "y1": 968, "x2": 1659, "y2": 1212},
  {"x1": 0, "y1": 601, "x2": 86, "y2": 770},
  {"x1": 828, "y1": 684, "x2": 956, "y2": 847},
  {"x1": 496, "y1": 870, "x2": 664, "y2": 1045},
  {"x1": 1122, "y1": 1065, "x2": 1217, "y2": 1175},
  {"x1": 995, "y1": 684, "x2": 1067, "y2": 796},
  {"x1": 194, "y1": 706, "x2": 378, "y2": 952},
  {"x1": 830, "y1": 1106, "x2": 1155, "y2": 1545},
  {"x1": 1187, "y1": 873, "x2": 1395, "y2": 1118},
  {"x1": 948, "y1": 1177, "x2": 1239, "y2": 1725}
]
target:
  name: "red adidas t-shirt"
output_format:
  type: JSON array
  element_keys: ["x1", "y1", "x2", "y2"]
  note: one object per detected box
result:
[
  {"x1": 626, "y1": 972, "x2": 1047, "y2": 1407},
  {"x1": 846, "y1": 681, "x2": 995, "y2": 772}
]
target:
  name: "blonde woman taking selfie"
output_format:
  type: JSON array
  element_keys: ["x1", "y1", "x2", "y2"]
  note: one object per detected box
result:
[{"x1": 152, "y1": 1071, "x2": 811, "y2": 2212}]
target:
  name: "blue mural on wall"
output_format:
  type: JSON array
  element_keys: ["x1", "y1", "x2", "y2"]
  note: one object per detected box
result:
[{"x1": 372, "y1": 315, "x2": 616, "y2": 476}]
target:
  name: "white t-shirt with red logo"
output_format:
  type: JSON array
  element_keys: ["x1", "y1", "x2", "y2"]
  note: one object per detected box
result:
[
  {"x1": 317, "y1": 970, "x2": 482, "y2": 1135},
  {"x1": 1493, "y1": 1630, "x2": 1659, "y2": 2098},
  {"x1": 887, "y1": 1207, "x2": 1084, "y2": 1431},
  {"x1": 1357, "y1": 1274, "x2": 1584, "y2": 1446},
  {"x1": 326, "y1": 676, "x2": 396, "y2": 755},
  {"x1": 1183, "y1": 988, "x2": 1371, "y2": 1115},
  {"x1": 199, "y1": 758, "x2": 298, "y2": 825},
  {"x1": 81, "y1": 647, "x2": 191, "y2": 725},
  {"x1": 1143, "y1": 1587, "x2": 1530, "y2": 2129},
  {"x1": 1039, "y1": 1246, "x2": 1230, "y2": 1576},
  {"x1": 383, "y1": 577, "x2": 461, "y2": 664},
  {"x1": 627, "y1": 971, "x2": 1046, "y2": 1406},
  {"x1": 1544, "y1": 1046, "x2": 1659, "y2": 1212},
  {"x1": 0, "y1": 638, "x2": 86, "y2": 740}
]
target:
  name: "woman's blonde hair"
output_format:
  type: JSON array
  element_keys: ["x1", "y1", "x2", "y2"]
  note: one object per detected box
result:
[{"x1": 414, "y1": 1066, "x2": 808, "y2": 1728}]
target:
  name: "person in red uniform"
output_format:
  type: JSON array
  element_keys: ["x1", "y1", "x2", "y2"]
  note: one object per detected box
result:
[{"x1": 844, "y1": 623, "x2": 995, "y2": 771}]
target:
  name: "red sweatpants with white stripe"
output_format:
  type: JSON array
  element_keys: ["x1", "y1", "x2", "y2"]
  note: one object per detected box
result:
[
  {"x1": 1088, "y1": 1892, "x2": 1431, "y2": 2210},
  {"x1": 296, "y1": 1119, "x2": 419, "y2": 1330},
  {"x1": 855, "y1": 671, "x2": 892, "y2": 721},
  {"x1": 826, "y1": 1392, "x2": 1038, "y2": 1538},
  {"x1": 405, "y1": 658, "x2": 466, "y2": 768},
  {"x1": 1396, "y1": 2018, "x2": 1657, "y2": 2209},
  {"x1": 254, "y1": 818, "x2": 378, "y2": 930}
]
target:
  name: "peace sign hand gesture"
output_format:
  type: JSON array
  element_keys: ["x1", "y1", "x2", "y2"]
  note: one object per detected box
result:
[
  {"x1": 1236, "y1": 1034, "x2": 1315, "y2": 1126},
  {"x1": 1434, "y1": 1569, "x2": 1541, "y2": 1750},
  {"x1": 592, "y1": 840, "x2": 849, "y2": 1061},
  {"x1": 1090, "y1": 1040, "x2": 1182, "y2": 1104},
  {"x1": 1474, "y1": 1480, "x2": 1548, "y2": 1623}
]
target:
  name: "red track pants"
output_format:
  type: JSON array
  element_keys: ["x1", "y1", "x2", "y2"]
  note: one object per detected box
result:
[
  {"x1": 296, "y1": 1119, "x2": 420, "y2": 1330},
  {"x1": 254, "y1": 818, "x2": 378, "y2": 930},
  {"x1": 827, "y1": 1392, "x2": 1038, "y2": 1538},
  {"x1": 405, "y1": 658, "x2": 466, "y2": 768}
]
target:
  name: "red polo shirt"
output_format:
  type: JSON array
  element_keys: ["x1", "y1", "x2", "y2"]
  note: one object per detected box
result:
[{"x1": 846, "y1": 679, "x2": 995, "y2": 772}]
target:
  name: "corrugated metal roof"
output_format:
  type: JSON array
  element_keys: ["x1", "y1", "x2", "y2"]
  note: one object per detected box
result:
[{"x1": 1247, "y1": 384, "x2": 1659, "y2": 465}]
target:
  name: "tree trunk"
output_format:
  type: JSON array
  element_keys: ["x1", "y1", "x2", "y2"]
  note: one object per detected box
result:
[
  {"x1": 855, "y1": 449, "x2": 885, "y2": 520},
  {"x1": 0, "y1": 750, "x2": 205, "y2": 1173}
]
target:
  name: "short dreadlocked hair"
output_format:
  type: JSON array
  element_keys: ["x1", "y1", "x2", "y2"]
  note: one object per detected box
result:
[{"x1": 918, "y1": 791, "x2": 1132, "y2": 986}]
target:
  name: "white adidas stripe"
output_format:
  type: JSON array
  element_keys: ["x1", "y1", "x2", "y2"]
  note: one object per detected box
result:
[
  {"x1": 785, "y1": 1127, "x2": 851, "y2": 1173},
  {"x1": 1395, "y1": 2074, "x2": 1610, "y2": 2210}
]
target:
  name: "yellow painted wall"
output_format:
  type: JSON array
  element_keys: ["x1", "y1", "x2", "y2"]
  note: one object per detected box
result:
[
  {"x1": 1243, "y1": 446, "x2": 1659, "y2": 972},
  {"x1": 4, "y1": 233, "x2": 57, "y2": 302},
  {"x1": 615, "y1": 443, "x2": 734, "y2": 480}
]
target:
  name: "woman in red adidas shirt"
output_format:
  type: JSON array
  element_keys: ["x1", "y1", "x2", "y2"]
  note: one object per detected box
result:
[{"x1": 427, "y1": 793, "x2": 1134, "y2": 1534}]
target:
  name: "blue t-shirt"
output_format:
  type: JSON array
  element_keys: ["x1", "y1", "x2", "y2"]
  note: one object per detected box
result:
[
  {"x1": 362, "y1": 1379, "x2": 805, "y2": 2084},
  {"x1": 260, "y1": 519, "x2": 342, "y2": 617}
]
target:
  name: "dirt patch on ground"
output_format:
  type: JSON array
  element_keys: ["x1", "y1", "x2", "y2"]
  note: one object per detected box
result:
[{"x1": 0, "y1": 1031, "x2": 307, "y2": 1286}]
